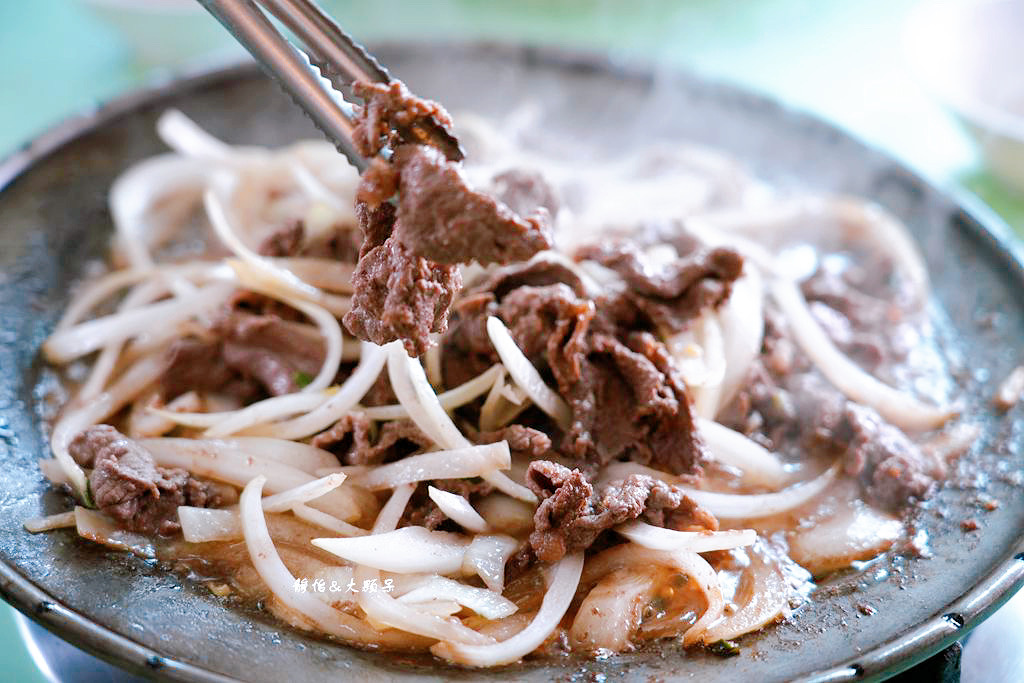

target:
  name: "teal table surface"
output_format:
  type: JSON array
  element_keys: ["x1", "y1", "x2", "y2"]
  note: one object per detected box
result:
[{"x1": 1, "y1": 1, "x2": 1022, "y2": 680}]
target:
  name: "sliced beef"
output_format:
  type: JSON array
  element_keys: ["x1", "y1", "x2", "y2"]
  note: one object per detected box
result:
[
  {"x1": 219, "y1": 311, "x2": 326, "y2": 396},
  {"x1": 489, "y1": 169, "x2": 560, "y2": 220},
  {"x1": 344, "y1": 81, "x2": 553, "y2": 356},
  {"x1": 441, "y1": 259, "x2": 589, "y2": 387},
  {"x1": 161, "y1": 310, "x2": 326, "y2": 401},
  {"x1": 311, "y1": 415, "x2": 433, "y2": 466},
  {"x1": 442, "y1": 258, "x2": 709, "y2": 476},
  {"x1": 801, "y1": 266, "x2": 904, "y2": 371},
  {"x1": 258, "y1": 220, "x2": 363, "y2": 263},
  {"x1": 497, "y1": 282, "x2": 706, "y2": 475},
  {"x1": 525, "y1": 460, "x2": 717, "y2": 563},
  {"x1": 351, "y1": 80, "x2": 454, "y2": 158},
  {"x1": 342, "y1": 232, "x2": 461, "y2": 357},
  {"x1": 389, "y1": 144, "x2": 552, "y2": 266},
  {"x1": 560, "y1": 330, "x2": 707, "y2": 475},
  {"x1": 342, "y1": 200, "x2": 461, "y2": 357},
  {"x1": 841, "y1": 403, "x2": 944, "y2": 510},
  {"x1": 574, "y1": 240, "x2": 744, "y2": 334},
  {"x1": 258, "y1": 221, "x2": 304, "y2": 258},
  {"x1": 474, "y1": 424, "x2": 553, "y2": 460},
  {"x1": 721, "y1": 344, "x2": 942, "y2": 511},
  {"x1": 69, "y1": 425, "x2": 227, "y2": 535},
  {"x1": 161, "y1": 338, "x2": 260, "y2": 403}
]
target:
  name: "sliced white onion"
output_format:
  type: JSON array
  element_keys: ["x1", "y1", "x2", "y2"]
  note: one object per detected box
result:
[
  {"x1": 362, "y1": 364, "x2": 503, "y2": 421},
  {"x1": 714, "y1": 265, "x2": 764, "y2": 414},
  {"x1": 353, "y1": 563, "x2": 492, "y2": 645},
  {"x1": 204, "y1": 182, "x2": 326, "y2": 304},
  {"x1": 270, "y1": 258, "x2": 355, "y2": 295},
  {"x1": 397, "y1": 577, "x2": 518, "y2": 620},
  {"x1": 771, "y1": 279, "x2": 954, "y2": 431},
  {"x1": 399, "y1": 600, "x2": 463, "y2": 617},
  {"x1": 74, "y1": 507, "x2": 154, "y2": 558},
  {"x1": 352, "y1": 486, "x2": 492, "y2": 645},
  {"x1": 682, "y1": 464, "x2": 840, "y2": 521},
  {"x1": 261, "y1": 473, "x2": 346, "y2": 513},
  {"x1": 995, "y1": 365, "x2": 1024, "y2": 411},
  {"x1": 78, "y1": 278, "x2": 169, "y2": 402},
  {"x1": 569, "y1": 567, "x2": 660, "y2": 653},
  {"x1": 37, "y1": 459, "x2": 71, "y2": 487},
  {"x1": 462, "y1": 534, "x2": 519, "y2": 593},
  {"x1": 696, "y1": 418, "x2": 787, "y2": 489},
  {"x1": 387, "y1": 341, "x2": 467, "y2": 449},
  {"x1": 227, "y1": 258, "x2": 352, "y2": 318},
  {"x1": 616, "y1": 523, "x2": 757, "y2": 553},
  {"x1": 251, "y1": 342, "x2": 386, "y2": 440},
  {"x1": 386, "y1": 342, "x2": 536, "y2": 503},
  {"x1": 142, "y1": 438, "x2": 358, "y2": 521},
  {"x1": 424, "y1": 337, "x2": 444, "y2": 389},
  {"x1": 356, "y1": 443, "x2": 511, "y2": 491},
  {"x1": 237, "y1": 475, "x2": 395, "y2": 645},
  {"x1": 427, "y1": 486, "x2": 489, "y2": 533},
  {"x1": 431, "y1": 552, "x2": 584, "y2": 666},
  {"x1": 475, "y1": 494, "x2": 536, "y2": 537},
  {"x1": 478, "y1": 371, "x2": 529, "y2": 432},
  {"x1": 787, "y1": 501, "x2": 904, "y2": 576},
  {"x1": 157, "y1": 109, "x2": 233, "y2": 160},
  {"x1": 42, "y1": 282, "x2": 232, "y2": 363},
  {"x1": 580, "y1": 544, "x2": 724, "y2": 646},
  {"x1": 129, "y1": 390, "x2": 202, "y2": 439},
  {"x1": 23, "y1": 511, "x2": 77, "y2": 533},
  {"x1": 178, "y1": 507, "x2": 242, "y2": 543},
  {"x1": 50, "y1": 352, "x2": 168, "y2": 500},
  {"x1": 109, "y1": 153, "x2": 209, "y2": 269},
  {"x1": 485, "y1": 316, "x2": 571, "y2": 430},
  {"x1": 700, "y1": 551, "x2": 790, "y2": 643},
  {"x1": 312, "y1": 527, "x2": 470, "y2": 574},
  {"x1": 148, "y1": 390, "x2": 330, "y2": 431},
  {"x1": 141, "y1": 436, "x2": 339, "y2": 474},
  {"x1": 291, "y1": 503, "x2": 368, "y2": 537}
]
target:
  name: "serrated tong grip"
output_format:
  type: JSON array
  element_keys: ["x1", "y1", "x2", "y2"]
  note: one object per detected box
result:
[{"x1": 195, "y1": 0, "x2": 464, "y2": 172}]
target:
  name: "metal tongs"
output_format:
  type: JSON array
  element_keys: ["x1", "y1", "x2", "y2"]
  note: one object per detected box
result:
[{"x1": 196, "y1": 0, "x2": 464, "y2": 172}]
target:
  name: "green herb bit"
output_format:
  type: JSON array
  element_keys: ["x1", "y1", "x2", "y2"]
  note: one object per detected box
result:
[{"x1": 708, "y1": 639, "x2": 741, "y2": 658}]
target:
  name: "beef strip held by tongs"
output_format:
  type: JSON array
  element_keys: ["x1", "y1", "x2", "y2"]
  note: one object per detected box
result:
[
  {"x1": 196, "y1": 0, "x2": 463, "y2": 169},
  {"x1": 197, "y1": 0, "x2": 554, "y2": 356}
]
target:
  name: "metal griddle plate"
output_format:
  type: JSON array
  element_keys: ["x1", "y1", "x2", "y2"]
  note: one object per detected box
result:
[{"x1": 0, "y1": 45, "x2": 1022, "y2": 683}]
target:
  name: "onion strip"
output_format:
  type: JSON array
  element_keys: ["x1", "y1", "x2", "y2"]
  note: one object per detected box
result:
[
  {"x1": 397, "y1": 577, "x2": 518, "y2": 620},
  {"x1": 485, "y1": 316, "x2": 571, "y2": 430},
  {"x1": 248, "y1": 342, "x2": 386, "y2": 440},
  {"x1": 427, "y1": 486, "x2": 489, "y2": 533},
  {"x1": 580, "y1": 545, "x2": 724, "y2": 646},
  {"x1": 771, "y1": 279, "x2": 953, "y2": 431},
  {"x1": 237, "y1": 475, "x2": 400, "y2": 645},
  {"x1": 386, "y1": 342, "x2": 536, "y2": 503},
  {"x1": 357, "y1": 443, "x2": 510, "y2": 491},
  {"x1": 682, "y1": 463, "x2": 840, "y2": 521},
  {"x1": 431, "y1": 552, "x2": 584, "y2": 665},
  {"x1": 23, "y1": 511, "x2": 77, "y2": 533},
  {"x1": 616, "y1": 523, "x2": 757, "y2": 553},
  {"x1": 362, "y1": 364, "x2": 503, "y2": 421},
  {"x1": 696, "y1": 418, "x2": 788, "y2": 488}
]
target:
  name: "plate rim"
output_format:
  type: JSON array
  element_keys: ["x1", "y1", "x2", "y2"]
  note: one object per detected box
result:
[{"x1": 1, "y1": 44, "x2": 1023, "y2": 683}]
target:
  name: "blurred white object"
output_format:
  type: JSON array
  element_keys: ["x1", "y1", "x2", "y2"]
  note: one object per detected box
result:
[
  {"x1": 905, "y1": 0, "x2": 1024, "y2": 193},
  {"x1": 962, "y1": 587, "x2": 1024, "y2": 683},
  {"x1": 81, "y1": 0, "x2": 243, "y2": 66}
]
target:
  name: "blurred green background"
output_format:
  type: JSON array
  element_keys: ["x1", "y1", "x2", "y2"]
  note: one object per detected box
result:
[
  {"x1": 0, "y1": 0, "x2": 1021, "y2": 679},
  {"x1": 2, "y1": 0, "x2": 1022, "y2": 228}
]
